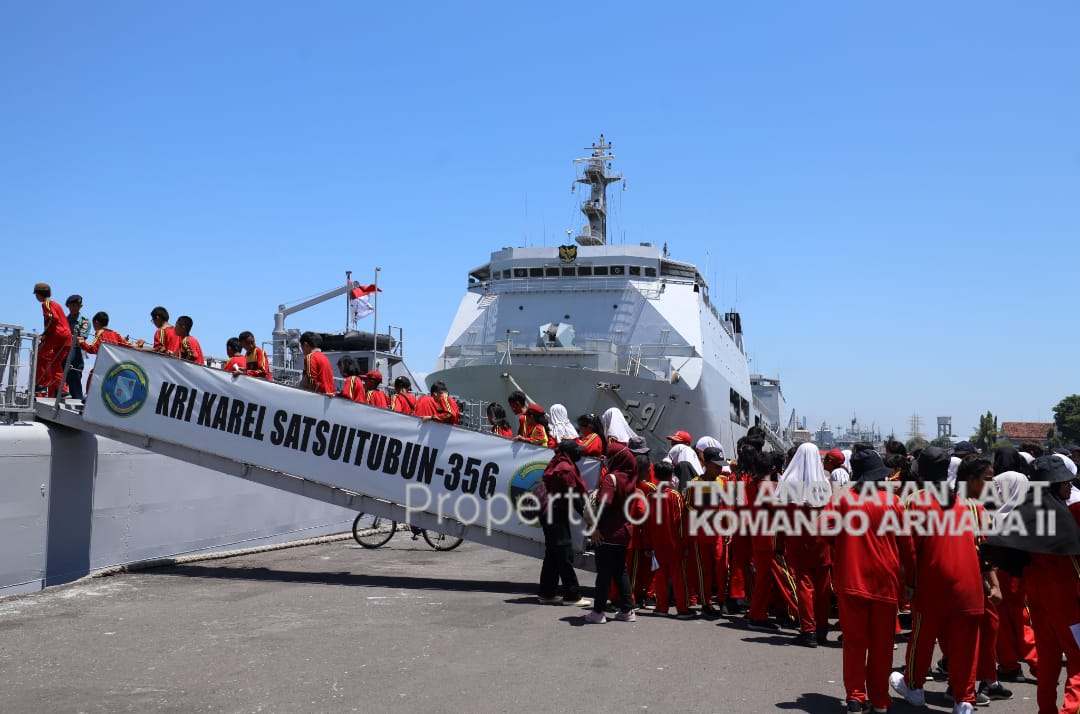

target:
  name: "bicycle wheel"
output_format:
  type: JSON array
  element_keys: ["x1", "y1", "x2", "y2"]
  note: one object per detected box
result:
[
  {"x1": 421, "y1": 528, "x2": 464, "y2": 551},
  {"x1": 352, "y1": 513, "x2": 397, "y2": 549}
]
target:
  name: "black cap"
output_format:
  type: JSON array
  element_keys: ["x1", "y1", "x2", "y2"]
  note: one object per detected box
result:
[
  {"x1": 702, "y1": 446, "x2": 726, "y2": 466},
  {"x1": 952, "y1": 441, "x2": 977, "y2": 456},
  {"x1": 626, "y1": 436, "x2": 650, "y2": 455},
  {"x1": 917, "y1": 447, "x2": 952, "y2": 482},
  {"x1": 1031, "y1": 454, "x2": 1074, "y2": 484},
  {"x1": 850, "y1": 450, "x2": 892, "y2": 482},
  {"x1": 65, "y1": 294, "x2": 82, "y2": 305}
]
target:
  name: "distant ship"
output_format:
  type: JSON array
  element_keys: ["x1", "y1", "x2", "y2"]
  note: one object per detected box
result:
[{"x1": 427, "y1": 136, "x2": 796, "y2": 457}]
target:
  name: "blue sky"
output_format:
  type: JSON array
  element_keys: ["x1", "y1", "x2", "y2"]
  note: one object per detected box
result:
[{"x1": 3, "y1": 2, "x2": 1077, "y2": 440}]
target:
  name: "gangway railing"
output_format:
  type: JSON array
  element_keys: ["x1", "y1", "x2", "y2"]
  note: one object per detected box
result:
[
  {"x1": 0, "y1": 324, "x2": 37, "y2": 423},
  {"x1": 34, "y1": 344, "x2": 599, "y2": 567}
]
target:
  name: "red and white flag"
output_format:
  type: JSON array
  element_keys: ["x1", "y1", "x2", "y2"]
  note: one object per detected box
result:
[{"x1": 349, "y1": 283, "x2": 382, "y2": 322}]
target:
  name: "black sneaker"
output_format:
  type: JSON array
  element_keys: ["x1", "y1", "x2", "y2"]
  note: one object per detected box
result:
[
  {"x1": 816, "y1": 630, "x2": 829, "y2": 646},
  {"x1": 724, "y1": 598, "x2": 747, "y2": 615},
  {"x1": 936, "y1": 658, "x2": 949, "y2": 677},
  {"x1": 746, "y1": 618, "x2": 780, "y2": 632},
  {"x1": 845, "y1": 698, "x2": 867, "y2": 713},
  {"x1": 979, "y1": 681, "x2": 1013, "y2": 701},
  {"x1": 794, "y1": 632, "x2": 818, "y2": 648},
  {"x1": 996, "y1": 667, "x2": 1022, "y2": 683}
]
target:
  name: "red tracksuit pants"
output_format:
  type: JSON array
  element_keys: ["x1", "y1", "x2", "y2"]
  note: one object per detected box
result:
[
  {"x1": 688, "y1": 536, "x2": 721, "y2": 605},
  {"x1": 1028, "y1": 595, "x2": 1080, "y2": 714},
  {"x1": 904, "y1": 608, "x2": 980, "y2": 704},
  {"x1": 792, "y1": 564, "x2": 831, "y2": 634},
  {"x1": 977, "y1": 598, "x2": 1000, "y2": 682},
  {"x1": 654, "y1": 552, "x2": 690, "y2": 615},
  {"x1": 728, "y1": 533, "x2": 750, "y2": 600},
  {"x1": 996, "y1": 571, "x2": 1038, "y2": 675},
  {"x1": 626, "y1": 549, "x2": 654, "y2": 605},
  {"x1": 36, "y1": 334, "x2": 69, "y2": 396},
  {"x1": 839, "y1": 593, "x2": 896, "y2": 710},
  {"x1": 748, "y1": 540, "x2": 798, "y2": 621}
]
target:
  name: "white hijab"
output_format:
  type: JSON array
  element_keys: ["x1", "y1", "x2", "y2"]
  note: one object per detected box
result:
[
  {"x1": 946, "y1": 456, "x2": 962, "y2": 489},
  {"x1": 841, "y1": 449, "x2": 852, "y2": 473},
  {"x1": 779, "y1": 442, "x2": 831, "y2": 505},
  {"x1": 992, "y1": 470, "x2": 1029, "y2": 518},
  {"x1": 548, "y1": 404, "x2": 578, "y2": 441},
  {"x1": 601, "y1": 407, "x2": 638, "y2": 444},
  {"x1": 667, "y1": 443, "x2": 704, "y2": 476},
  {"x1": 695, "y1": 435, "x2": 724, "y2": 458},
  {"x1": 1053, "y1": 454, "x2": 1080, "y2": 505}
]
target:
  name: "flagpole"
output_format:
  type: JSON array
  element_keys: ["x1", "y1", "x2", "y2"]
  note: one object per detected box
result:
[
  {"x1": 345, "y1": 270, "x2": 352, "y2": 332},
  {"x1": 372, "y1": 266, "x2": 381, "y2": 372}
]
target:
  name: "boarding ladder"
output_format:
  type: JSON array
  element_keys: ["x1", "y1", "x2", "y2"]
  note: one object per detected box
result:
[{"x1": 34, "y1": 344, "x2": 599, "y2": 565}]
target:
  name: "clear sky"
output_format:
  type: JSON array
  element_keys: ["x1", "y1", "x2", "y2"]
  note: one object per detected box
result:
[{"x1": 3, "y1": 1, "x2": 1077, "y2": 441}]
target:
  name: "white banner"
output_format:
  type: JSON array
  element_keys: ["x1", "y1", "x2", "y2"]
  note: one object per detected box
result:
[{"x1": 83, "y1": 345, "x2": 598, "y2": 545}]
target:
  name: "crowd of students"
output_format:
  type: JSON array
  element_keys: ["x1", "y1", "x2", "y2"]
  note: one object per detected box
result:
[
  {"x1": 34, "y1": 286, "x2": 1080, "y2": 714},
  {"x1": 533, "y1": 418, "x2": 1080, "y2": 714}
]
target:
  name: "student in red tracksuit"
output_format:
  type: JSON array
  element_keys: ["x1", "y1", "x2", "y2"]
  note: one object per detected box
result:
[
  {"x1": 174, "y1": 316, "x2": 204, "y2": 365},
  {"x1": 575, "y1": 413, "x2": 606, "y2": 458},
  {"x1": 990, "y1": 452, "x2": 1038, "y2": 681},
  {"x1": 745, "y1": 450, "x2": 798, "y2": 631},
  {"x1": 336, "y1": 356, "x2": 366, "y2": 402},
  {"x1": 515, "y1": 404, "x2": 554, "y2": 447},
  {"x1": 32, "y1": 283, "x2": 73, "y2": 396},
  {"x1": 222, "y1": 338, "x2": 247, "y2": 374},
  {"x1": 646, "y1": 461, "x2": 693, "y2": 619},
  {"x1": 628, "y1": 447, "x2": 658, "y2": 608},
  {"x1": 957, "y1": 456, "x2": 1014, "y2": 702},
  {"x1": 361, "y1": 370, "x2": 389, "y2": 408},
  {"x1": 829, "y1": 449, "x2": 915, "y2": 714},
  {"x1": 78, "y1": 311, "x2": 132, "y2": 393},
  {"x1": 298, "y1": 332, "x2": 334, "y2": 396},
  {"x1": 779, "y1": 442, "x2": 834, "y2": 647},
  {"x1": 239, "y1": 331, "x2": 273, "y2": 380},
  {"x1": 686, "y1": 447, "x2": 729, "y2": 616},
  {"x1": 135, "y1": 306, "x2": 180, "y2": 356},
  {"x1": 891, "y1": 448, "x2": 984, "y2": 713},
  {"x1": 1022, "y1": 456, "x2": 1080, "y2": 714},
  {"x1": 415, "y1": 381, "x2": 458, "y2": 424},
  {"x1": 508, "y1": 391, "x2": 527, "y2": 436},
  {"x1": 389, "y1": 377, "x2": 417, "y2": 415}
]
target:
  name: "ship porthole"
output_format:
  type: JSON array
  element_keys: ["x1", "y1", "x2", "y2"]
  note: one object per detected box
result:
[
  {"x1": 612, "y1": 304, "x2": 618, "y2": 310},
  {"x1": 564, "y1": 314, "x2": 570, "y2": 320},
  {"x1": 518, "y1": 306, "x2": 524, "y2": 311}
]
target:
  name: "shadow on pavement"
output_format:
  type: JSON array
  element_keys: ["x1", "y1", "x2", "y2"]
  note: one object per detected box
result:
[
  {"x1": 775, "y1": 692, "x2": 843, "y2": 713},
  {"x1": 151, "y1": 564, "x2": 537, "y2": 595}
]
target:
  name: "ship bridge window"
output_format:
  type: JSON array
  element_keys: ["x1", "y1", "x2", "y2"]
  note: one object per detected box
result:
[
  {"x1": 578, "y1": 266, "x2": 593, "y2": 276},
  {"x1": 611, "y1": 265, "x2": 624, "y2": 276},
  {"x1": 561, "y1": 267, "x2": 576, "y2": 276},
  {"x1": 529, "y1": 268, "x2": 544, "y2": 278},
  {"x1": 594, "y1": 266, "x2": 609, "y2": 276},
  {"x1": 644, "y1": 267, "x2": 657, "y2": 277},
  {"x1": 513, "y1": 268, "x2": 527, "y2": 278},
  {"x1": 629, "y1": 266, "x2": 641, "y2": 276},
  {"x1": 545, "y1": 267, "x2": 559, "y2": 277}
]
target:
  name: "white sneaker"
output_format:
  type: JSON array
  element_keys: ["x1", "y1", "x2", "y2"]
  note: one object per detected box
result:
[
  {"x1": 889, "y1": 671, "x2": 926, "y2": 707},
  {"x1": 953, "y1": 703, "x2": 973, "y2": 714},
  {"x1": 561, "y1": 597, "x2": 592, "y2": 607},
  {"x1": 584, "y1": 610, "x2": 607, "y2": 624}
]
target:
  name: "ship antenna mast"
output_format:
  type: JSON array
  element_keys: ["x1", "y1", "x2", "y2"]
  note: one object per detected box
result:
[{"x1": 573, "y1": 134, "x2": 622, "y2": 246}]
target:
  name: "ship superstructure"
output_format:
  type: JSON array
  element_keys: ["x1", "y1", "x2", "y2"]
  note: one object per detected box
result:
[{"x1": 428, "y1": 137, "x2": 792, "y2": 456}]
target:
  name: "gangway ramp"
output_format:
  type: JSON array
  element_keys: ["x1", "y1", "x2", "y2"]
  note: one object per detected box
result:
[{"x1": 34, "y1": 344, "x2": 598, "y2": 565}]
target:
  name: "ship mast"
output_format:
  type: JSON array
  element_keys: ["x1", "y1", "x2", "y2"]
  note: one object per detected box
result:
[{"x1": 573, "y1": 134, "x2": 622, "y2": 246}]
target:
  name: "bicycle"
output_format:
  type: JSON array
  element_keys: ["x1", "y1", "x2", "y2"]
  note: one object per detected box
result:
[{"x1": 351, "y1": 513, "x2": 465, "y2": 551}]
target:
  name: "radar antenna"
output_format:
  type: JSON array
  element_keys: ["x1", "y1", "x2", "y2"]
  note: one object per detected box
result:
[{"x1": 572, "y1": 134, "x2": 622, "y2": 246}]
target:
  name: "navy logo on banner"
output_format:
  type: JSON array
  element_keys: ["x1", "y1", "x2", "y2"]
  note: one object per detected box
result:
[
  {"x1": 508, "y1": 460, "x2": 549, "y2": 526},
  {"x1": 558, "y1": 244, "x2": 577, "y2": 263},
  {"x1": 100, "y1": 360, "x2": 150, "y2": 417}
]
